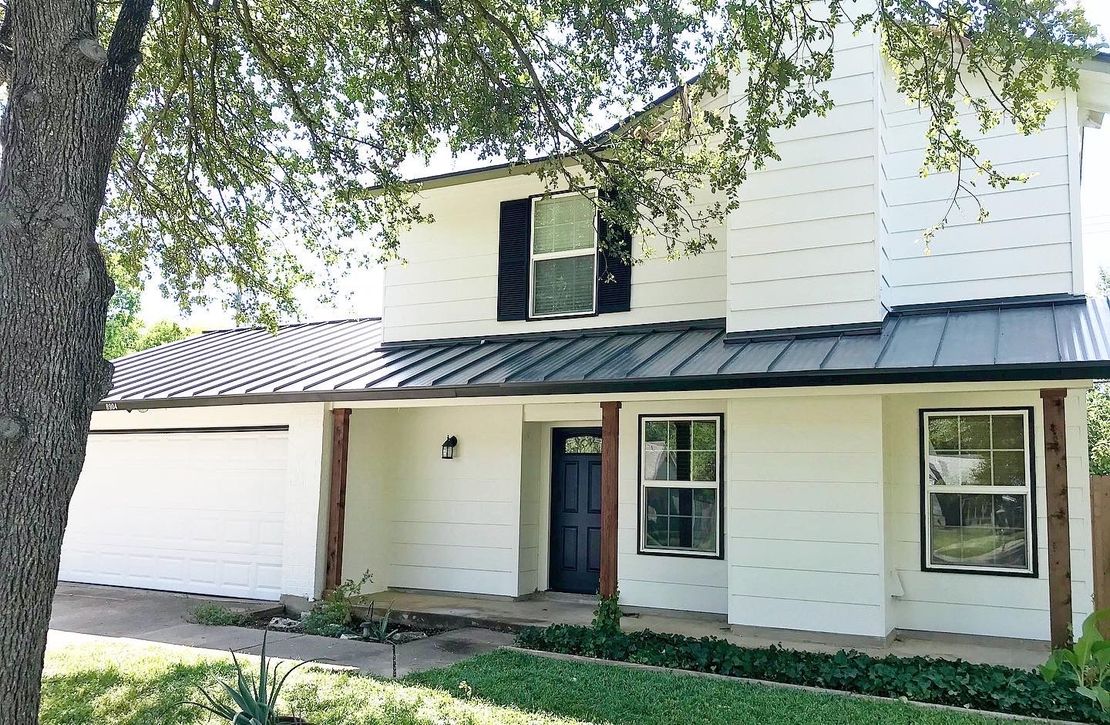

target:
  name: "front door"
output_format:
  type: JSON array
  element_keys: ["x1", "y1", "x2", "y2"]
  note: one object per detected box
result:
[{"x1": 549, "y1": 428, "x2": 603, "y2": 594}]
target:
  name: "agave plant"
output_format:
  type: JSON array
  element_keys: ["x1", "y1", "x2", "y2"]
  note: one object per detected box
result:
[
  {"x1": 360, "y1": 600, "x2": 394, "y2": 643},
  {"x1": 186, "y1": 631, "x2": 312, "y2": 724}
]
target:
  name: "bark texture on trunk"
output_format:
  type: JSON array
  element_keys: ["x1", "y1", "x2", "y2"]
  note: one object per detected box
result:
[{"x1": 0, "y1": 1, "x2": 150, "y2": 721}]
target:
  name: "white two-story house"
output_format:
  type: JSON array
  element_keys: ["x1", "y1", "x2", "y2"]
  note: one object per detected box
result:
[{"x1": 67, "y1": 34, "x2": 1110, "y2": 649}]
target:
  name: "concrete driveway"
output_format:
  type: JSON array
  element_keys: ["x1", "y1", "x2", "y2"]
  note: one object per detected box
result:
[{"x1": 49, "y1": 582, "x2": 512, "y2": 676}]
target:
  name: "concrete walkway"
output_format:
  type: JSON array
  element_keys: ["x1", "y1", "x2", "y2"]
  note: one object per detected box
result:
[
  {"x1": 365, "y1": 589, "x2": 1051, "y2": 670},
  {"x1": 49, "y1": 582, "x2": 512, "y2": 676}
]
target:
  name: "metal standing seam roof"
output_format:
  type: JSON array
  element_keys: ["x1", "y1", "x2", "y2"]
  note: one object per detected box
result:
[{"x1": 99, "y1": 296, "x2": 1110, "y2": 410}]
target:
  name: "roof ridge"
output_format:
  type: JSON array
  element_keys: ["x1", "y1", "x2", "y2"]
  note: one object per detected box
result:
[{"x1": 199, "y1": 316, "x2": 382, "y2": 334}]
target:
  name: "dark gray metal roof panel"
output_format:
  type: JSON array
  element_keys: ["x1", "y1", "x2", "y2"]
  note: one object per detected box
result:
[
  {"x1": 1056, "y1": 298, "x2": 1110, "y2": 363},
  {"x1": 509, "y1": 335, "x2": 612, "y2": 382},
  {"x1": 396, "y1": 342, "x2": 509, "y2": 387},
  {"x1": 876, "y1": 313, "x2": 947, "y2": 369},
  {"x1": 769, "y1": 337, "x2": 839, "y2": 373},
  {"x1": 996, "y1": 305, "x2": 1060, "y2": 364},
  {"x1": 720, "y1": 339, "x2": 790, "y2": 374},
  {"x1": 673, "y1": 337, "x2": 742, "y2": 376},
  {"x1": 584, "y1": 331, "x2": 682, "y2": 379},
  {"x1": 99, "y1": 297, "x2": 1110, "y2": 409},
  {"x1": 932, "y1": 310, "x2": 999, "y2": 367},
  {"x1": 820, "y1": 334, "x2": 884, "y2": 370},
  {"x1": 466, "y1": 339, "x2": 569, "y2": 384},
  {"x1": 554, "y1": 333, "x2": 647, "y2": 380},
  {"x1": 627, "y1": 329, "x2": 720, "y2": 377}
]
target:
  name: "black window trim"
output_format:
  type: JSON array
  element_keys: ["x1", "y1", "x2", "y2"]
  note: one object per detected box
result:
[
  {"x1": 917, "y1": 406, "x2": 1039, "y2": 579},
  {"x1": 636, "y1": 412, "x2": 726, "y2": 560}
]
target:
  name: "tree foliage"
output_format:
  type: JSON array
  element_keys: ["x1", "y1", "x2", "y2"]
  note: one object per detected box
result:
[
  {"x1": 103, "y1": 278, "x2": 196, "y2": 359},
  {"x1": 61, "y1": 0, "x2": 1099, "y2": 323},
  {"x1": 1089, "y1": 382, "x2": 1110, "y2": 476}
]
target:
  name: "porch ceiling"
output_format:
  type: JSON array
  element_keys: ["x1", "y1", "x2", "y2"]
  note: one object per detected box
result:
[{"x1": 100, "y1": 295, "x2": 1110, "y2": 409}]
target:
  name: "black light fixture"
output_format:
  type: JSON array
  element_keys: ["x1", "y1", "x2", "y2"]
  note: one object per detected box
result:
[{"x1": 441, "y1": 435, "x2": 458, "y2": 459}]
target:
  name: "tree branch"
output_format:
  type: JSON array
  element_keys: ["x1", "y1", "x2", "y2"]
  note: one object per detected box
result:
[{"x1": 107, "y1": 0, "x2": 155, "y2": 70}]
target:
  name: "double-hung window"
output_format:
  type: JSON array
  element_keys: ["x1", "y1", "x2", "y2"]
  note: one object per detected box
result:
[
  {"x1": 530, "y1": 192, "x2": 597, "y2": 318},
  {"x1": 640, "y1": 415, "x2": 722, "y2": 557},
  {"x1": 921, "y1": 409, "x2": 1035, "y2": 575}
]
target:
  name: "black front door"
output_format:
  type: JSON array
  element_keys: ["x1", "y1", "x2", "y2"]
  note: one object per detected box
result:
[{"x1": 549, "y1": 428, "x2": 603, "y2": 594}]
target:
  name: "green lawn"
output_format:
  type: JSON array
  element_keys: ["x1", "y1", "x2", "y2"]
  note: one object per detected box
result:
[{"x1": 41, "y1": 640, "x2": 998, "y2": 724}]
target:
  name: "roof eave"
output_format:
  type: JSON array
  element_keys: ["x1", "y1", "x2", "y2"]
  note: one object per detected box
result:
[{"x1": 97, "y1": 361, "x2": 1106, "y2": 412}]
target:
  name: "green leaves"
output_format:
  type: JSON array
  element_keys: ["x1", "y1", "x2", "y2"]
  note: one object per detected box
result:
[
  {"x1": 518, "y1": 622, "x2": 1110, "y2": 723},
  {"x1": 302, "y1": 569, "x2": 372, "y2": 637},
  {"x1": 1089, "y1": 384, "x2": 1110, "y2": 476},
  {"x1": 878, "y1": 0, "x2": 1099, "y2": 247},
  {"x1": 184, "y1": 630, "x2": 314, "y2": 724},
  {"x1": 1042, "y1": 610, "x2": 1110, "y2": 712},
  {"x1": 96, "y1": 0, "x2": 1102, "y2": 322},
  {"x1": 591, "y1": 590, "x2": 622, "y2": 636}
]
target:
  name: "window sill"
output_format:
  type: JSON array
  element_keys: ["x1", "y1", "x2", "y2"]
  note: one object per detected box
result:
[
  {"x1": 921, "y1": 564, "x2": 1038, "y2": 578},
  {"x1": 526, "y1": 310, "x2": 599, "y2": 322},
  {"x1": 637, "y1": 548, "x2": 724, "y2": 560}
]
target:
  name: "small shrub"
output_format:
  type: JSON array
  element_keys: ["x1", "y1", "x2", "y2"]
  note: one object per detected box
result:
[
  {"x1": 1043, "y1": 609, "x2": 1110, "y2": 712},
  {"x1": 591, "y1": 590, "x2": 621, "y2": 636},
  {"x1": 191, "y1": 603, "x2": 248, "y2": 627},
  {"x1": 302, "y1": 570, "x2": 372, "y2": 637},
  {"x1": 516, "y1": 624, "x2": 1110, "y2": 723}
]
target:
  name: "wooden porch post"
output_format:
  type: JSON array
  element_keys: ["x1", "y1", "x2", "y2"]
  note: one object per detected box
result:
[
  {"x1": 1041, "y1": 389, "x2": 1072, "y2": 648},
  {"x1": 324, "y1": 407, "x2": 352, "y2": 593},
  {"x1": 1092, "y1": 475, "x2": 1110, "y2": 636},
  {"x1": 600, "y1": 401, "x2": 621, "y2": 598}
]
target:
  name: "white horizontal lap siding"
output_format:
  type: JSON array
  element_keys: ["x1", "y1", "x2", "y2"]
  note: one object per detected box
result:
[
  {"x1": 342, "y1": 409, "x2": 394, "y2": 590},
  {"x1": 881, "y1": 389, "x2": 1093, "y2": 641},
  {"x1": 879, "y1": 66, "x2": 1080, "y2": 306},
  {"x1": 726, "y1": 395, "x2": 887, "y2": 637},
  {"x1": 382, "y1": 97, "x2": 730, "y2": 345},
  {"x1": 518, "y1": 424, "x2": 543, "y2": 595},
  {"x1": 617, "y1": 400, "x2": 728, "y2": 614},
  {"x1": 727, "y1": 29, "x2": 883, "y2": 335},
  {"x1": 382, "y1": 405, "x2": 524, "y2": 596}
]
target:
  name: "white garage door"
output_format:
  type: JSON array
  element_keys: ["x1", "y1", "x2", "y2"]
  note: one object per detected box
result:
[{"x1": 59, "y1": 427, "x2": 289, "y2": 600}]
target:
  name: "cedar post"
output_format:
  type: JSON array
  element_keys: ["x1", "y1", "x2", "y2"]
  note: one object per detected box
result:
[
  {"x1": 1041, "y1": 389, "x2": 1072, "y2": 648},
  {"x1": 1093, "y1": 475, "x2": 1110, "y2": 636},
  {"x1": 325, "y1": 408, "x2": 352, "y2": 593},
  {"x1": 600, "y1": 401, "x2": 621, "y2": 598}
]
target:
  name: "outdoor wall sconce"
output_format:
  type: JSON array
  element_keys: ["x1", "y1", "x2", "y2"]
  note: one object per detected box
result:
[{"x1": 441, "y1": 435, "x2": 458, "y2": 460}]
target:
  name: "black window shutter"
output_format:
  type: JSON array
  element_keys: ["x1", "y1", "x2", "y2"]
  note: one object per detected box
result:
[
  {"x1": 596, "y1": 192, "x2": 632, "y2": 314},
  {"x1": 497, "y1": 198, "x2": 532, "y2": 321}
]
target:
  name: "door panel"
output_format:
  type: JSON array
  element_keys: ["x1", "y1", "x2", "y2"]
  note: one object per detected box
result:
[{"x1": 549, "y1": 428, "x2": 603, "y2": 594}]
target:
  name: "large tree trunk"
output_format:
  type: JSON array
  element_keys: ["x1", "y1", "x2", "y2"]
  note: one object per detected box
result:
[{"x1": 0, "y1": 1, "x2": 150, "y2": 720}]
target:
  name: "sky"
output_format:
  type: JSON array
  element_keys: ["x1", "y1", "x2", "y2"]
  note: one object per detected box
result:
[{"x1": 141, "y1": 5, "x2": 1110, "y2": 329}]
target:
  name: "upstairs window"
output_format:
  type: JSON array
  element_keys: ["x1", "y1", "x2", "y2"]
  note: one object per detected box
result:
[
  {"x1": 529, "y1": 193, "x2": 597, "y2": 317},
  {"x1": 921, "y1": 409, "x2": 1035, "y2": 576}
]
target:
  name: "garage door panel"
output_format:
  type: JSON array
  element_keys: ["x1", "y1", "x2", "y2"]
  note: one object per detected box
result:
[{"x1": 60, "y1": 428, "x2": 289, "y2": 600}]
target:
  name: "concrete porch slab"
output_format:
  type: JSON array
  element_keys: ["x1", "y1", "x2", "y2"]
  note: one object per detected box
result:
[{"x1": 360, "y1": 589, "x2": 1051, "y2": 670}]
